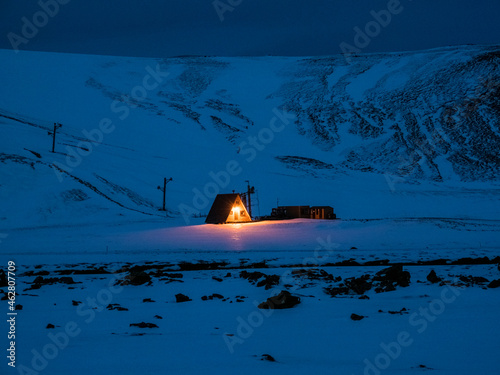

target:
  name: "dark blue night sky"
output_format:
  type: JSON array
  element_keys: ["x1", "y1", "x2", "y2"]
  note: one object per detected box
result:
[{"x1": 1, "y1": 0, "x2": 500, "y2": 57}]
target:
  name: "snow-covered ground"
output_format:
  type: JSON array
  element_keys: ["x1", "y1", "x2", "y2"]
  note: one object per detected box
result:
[
  {"x1": 1, "y1": 45, "x2": 499, "y2": 374},
  {"x1": 6, "y1": 261, "x2": 500, "y2": 375},
  {"x1": 2, "y1": 218, "x2": 500, "y2": 265},
  {"x1": 2, "y1": 215, "x2": 500, "y2": 375}
]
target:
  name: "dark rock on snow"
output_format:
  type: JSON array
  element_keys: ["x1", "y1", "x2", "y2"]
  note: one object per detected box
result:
[
  {"x1": 388, "y1": 308, "x2": 408, "y2": 315},
  {"x1": 201, "y1": 293, "x2": 224, "y2": 301},
  {"x1": 323, "y1": 275, "x2": 372, "y2": 297},
  {"x1": 373, "y1": 265, "x2": 411, "y2": 292},
  {"x1": 426, "y1": 270, "x2": 442, "y2": 283},
  {"x1": 22, "y1": 270, "x2": 50, "y2": 277},
  {"x1": 334, "y1": 259, "x2": 361, "y2": 266},
  {"x1": 257, "y1": 274, "x2": 280, "y2": 290},
  {"x1": 350, "y1": 313, "x2": 365, "y2": 321},
  {"x1": 0, "y1": 270, "x2": 7, "y2": 287},
  {"x1": 472, "y1": 276, "x2": 489, "y2": 283},
  {"x1": 459, "y1": 275, "x2": 489, "y2": 285},
  {"x1": 240, "y1": 270, "x2": 280, "y2": 290},
  {"x1": 292, "y1": 268, "x2": 334, "y2": 281},
  {"x1": 33, "y1": 276, "x2": 77, "y2": 286},
  {"x1": 175, "y1": 293, "x2": 192, "y2": 303},
  {"x1": 130, "y1": 322, "x2": 158, "y2": 328},
  {"x1": 121, "y1": 269, "x2": 152, "y2": 286},
  {"x1": 258, "y1": 291, "x2": 300, "y2": 309},
  {"x1": 261, "y1": 354, "x2": 276, "y2": 362},
  {"x1": 364, "y1": 259, "x2": 390, "y2": 266},
  {"x1": 107, "y1": 304, "x2": 128, "y2": 311},
  {"x1": 416, "y1": 364, "x2": 433, "y2": 370},
  {"x1": 57, "y1": 267, "x2": 109, "y2": 275},
  {"x1": 488, "y1": 279, "x2": 500, "y2": 288},
  {"x1": 375, "y1": 265, "x2": 411, "y2": 286},
  {"x1": 26, "y1": 276, "x2": 77, "y2": 290},
  {"x1": 240, "y1": 270, "x2": 266, "y2": 283},
  {"x1": 344, "y1": 275, "x2": 372, "y2": 295},
  {"x1": 324, "y1": 286, "x2": 350, "y2": 297},
  {"x1": 452, "y1": 257, "x2": 491, "y2": 265},
  {"x1": 178, "y1": 261, "x2": 228, "y2": 271},
  {"x1": 164, "y1": 273, "x2": 183, "y2": 278},
  {"x1": 325, "y1": 265, "x2": 411, "y2": 297}
]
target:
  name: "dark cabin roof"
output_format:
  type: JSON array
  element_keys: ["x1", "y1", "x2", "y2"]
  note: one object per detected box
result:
[{"x1": 205, "y1": 193, "x2": 240, "y2": 224}]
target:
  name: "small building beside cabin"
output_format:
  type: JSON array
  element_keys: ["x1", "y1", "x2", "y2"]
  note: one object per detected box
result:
[
  {"x1": 310, "y1": 206, "x2": 336, "y2": 220},
  {"x1": 271, "y1": 206, "x2": 311, "y2": 219},
  {"x1": 205, "y1": 193, "x2": 252, "y2": 224},
  {"x1": 271, "y1": 205, "x2": 336, "y2": 220}
]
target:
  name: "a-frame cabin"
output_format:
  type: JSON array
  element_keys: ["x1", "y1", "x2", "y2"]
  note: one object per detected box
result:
[{"x1": 205, "y1": 193, "x2": 252, "y2": 224}]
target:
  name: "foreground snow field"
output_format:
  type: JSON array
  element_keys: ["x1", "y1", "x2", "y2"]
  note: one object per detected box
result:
[
  {"x1": 5, "y1": 259, "x2": 500, "y2": 375},
  {"x1": 2, "y1": 217, "x2": 499, "y2": 375},
  {"x1": 2, "y1": 216, "x2": 499, "y2": 374}
]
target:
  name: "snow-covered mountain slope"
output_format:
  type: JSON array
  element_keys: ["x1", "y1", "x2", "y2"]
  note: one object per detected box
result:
[{"x1": 0, "y1": 45, "x2": 499, "y2": 233}]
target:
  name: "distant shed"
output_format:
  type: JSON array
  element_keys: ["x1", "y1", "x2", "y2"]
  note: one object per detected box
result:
[
  {"x1": 310, "y1": 206, "x2": 336, "y2": 220},
  {"x1": 205, "y1": 193, "x2": 252, "y2": 224},
  {"x1": 271, "y1": 205, "x2": 336, "y2": 220},
  {"x1": 271, "y1": 206, "x2": 311, "y2": 219}
]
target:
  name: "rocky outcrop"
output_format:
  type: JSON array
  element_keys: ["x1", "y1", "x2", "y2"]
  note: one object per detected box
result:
[
  {"x1": 258, "y1": 291, "x2": 300, "y2": 309},
  {"x1": 426, "y1": 270, "x2": 442, "y2": 284}
]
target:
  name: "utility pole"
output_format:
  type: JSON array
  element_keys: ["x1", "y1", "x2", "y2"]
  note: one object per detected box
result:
[
  {"x1": 157, "y1": 177, "x2": 173, "y2": 211},
  {"x1": 255, "y1": 189, "x2": 261, "y2": 217},
  {"x1": 49, "y1": 123, "x2": 62, "y2": 153},
  {"x1": 245, "y1": 180, "x2": 255, "y2": 218}
]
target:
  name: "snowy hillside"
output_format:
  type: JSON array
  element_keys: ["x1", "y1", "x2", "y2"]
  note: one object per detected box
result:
[{"x1": 0, "y1": 45, "x2": 499, "y2": 250}]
